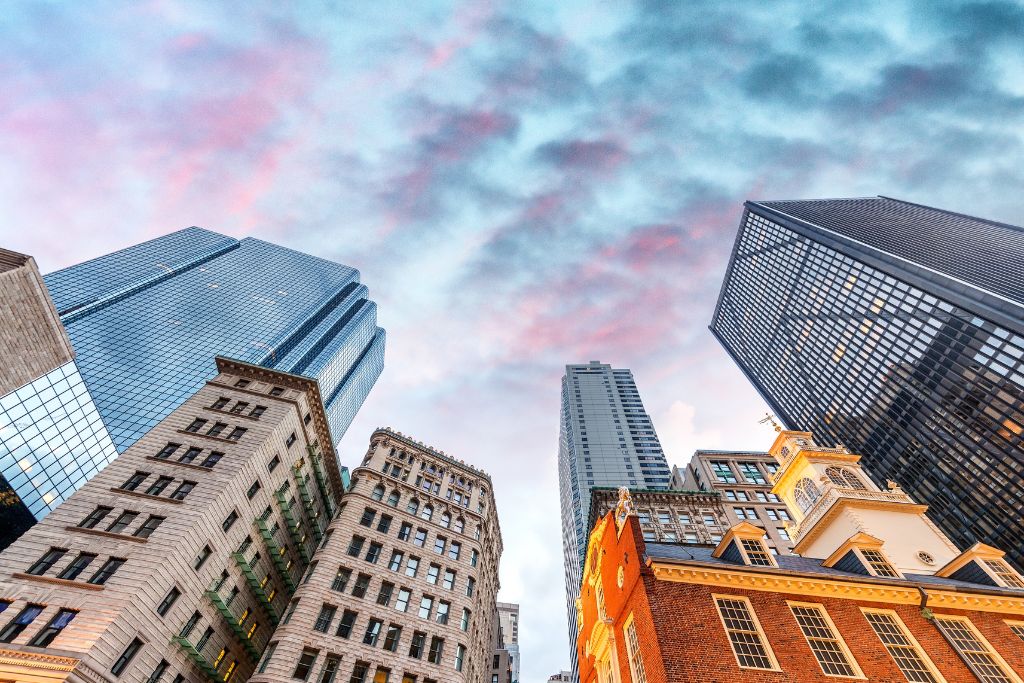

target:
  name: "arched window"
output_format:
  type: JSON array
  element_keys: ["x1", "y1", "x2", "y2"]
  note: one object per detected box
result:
[
  {"x1": 794, "y1": 478, "x2": 821, "y2": 513},
  {"x1": 825, "y1": 467, "x2": 867, "y2": 490},
  {"x1": 370, "y1": 484, "x2": 384, "y2": 502},
  {"x1": 454, "y1": 517, "x2": 465, "y2": 534},
  {"x1": 386, "y1": 490, "x2": 400, "y2": 507},
  {"x1": 440, "y1": 513, "x2": 451, "y2": 529},
  {"x1": 420, "y1": 504, "x2": 433, "y2": 522},
  {"x1": 407, "y1": 498, "x2": 419, "y2": 515}
]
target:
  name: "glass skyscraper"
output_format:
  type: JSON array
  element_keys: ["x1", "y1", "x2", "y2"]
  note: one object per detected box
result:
[
  {"x1": 44, "y1": 227, "x2": 386, "y2": 452},
  {"x1": 711, "y1": 196, "x2": 1024, "y2": 569},
  {"x1": 557, "y1": 361, "x2": 671, "y2": 681}
]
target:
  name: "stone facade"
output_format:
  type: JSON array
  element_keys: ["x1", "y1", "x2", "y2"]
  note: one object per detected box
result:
[
  {"x1": 0, "y1": 357, "x2": 341, "y2": 682},
  {"x1": 587, "y1": 487, "x2": 727, "y2": 547},
  {"x1": 248, "y1": 428, "x2": 502, "y2": 683},
  {"x1": 676, "y1": 450, "x2": 795, "y2": 554}
]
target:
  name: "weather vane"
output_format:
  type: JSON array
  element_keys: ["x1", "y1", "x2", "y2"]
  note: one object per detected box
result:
[{"x1": 758, "y1": 413, "x2": 782, "y2": 432}]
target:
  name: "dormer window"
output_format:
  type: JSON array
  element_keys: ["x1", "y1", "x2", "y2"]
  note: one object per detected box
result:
[
  {"x1": 713, "y1": 522, "x2": 778, "y2": 568},
  {"x1": 860, "y1": 549, "x2": 900, "y2": 578},
  {"x1": 740, "y1": 539, "x2": 776, "y2": 567},
  {"x1": 825, "y1": 466, "x2": 867, "y2": 490},
  {"x1": 983, "y1": 559, "x2": 1024, "y2": 589},
  {"x1": 823, "y1": 533, "x2": 902, "y2": 579},
  {"x1": 937, "y1": 543, "x2": 1024, "y2": 589}
]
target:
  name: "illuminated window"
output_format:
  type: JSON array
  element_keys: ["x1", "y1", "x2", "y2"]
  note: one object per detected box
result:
[
  {"x1": 934, "y1": 616, "x2": 1018, "y2": 683},
  {"x1": 714, "y1": 596, "x2": 778, "y2": 670},
  {"x1": 863, "y1": 610, "x2": 943, "y2": 683},
  {"x1": 790, "y1": 603, "x2": 862, "y2": 677}
]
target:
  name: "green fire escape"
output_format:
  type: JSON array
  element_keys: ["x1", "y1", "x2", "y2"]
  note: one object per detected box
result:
[
  {"x1": 171, "y1": 635, "x2": 221, "y2": 683},
  {"x1": 308, "y1": 444, "x2": 337, "y2": 517},
  {"x1": 204, "y1": 590, "x2": 261, "y2": 663},
  {"x1": 254, "y1": 518, "x2": 297, "y2": 593},
  {"x1": 231, "y1": 552, "x2": 280, "y2": 626},
  {"x1": 294, "y1": 468, "x2": 324, "y2": 544},
  {"x1": 274, "y1": 488, "x2": 311, "y2": 564}
]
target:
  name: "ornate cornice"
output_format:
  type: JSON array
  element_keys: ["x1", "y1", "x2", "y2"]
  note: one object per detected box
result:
[{"x1": 0, "y1": 647, "x2": 79, "y2": 671}]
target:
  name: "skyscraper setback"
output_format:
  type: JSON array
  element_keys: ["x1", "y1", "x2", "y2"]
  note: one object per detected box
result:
[
  {"x1": 44, "y1": 226, "x2": 386, "y2": 453},
  {"x1": 711, "y1": 196, "x2": 1024, "y2": 569},
  {"x1": 557, "y1": 361, "x2": 670, "y2": 680}
]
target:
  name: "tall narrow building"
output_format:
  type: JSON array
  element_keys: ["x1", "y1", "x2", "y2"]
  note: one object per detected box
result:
[
  {"x1": 710, "y1": 197, "x2": 1024, "y2": 569},
  {"x1": 495, "y1": 601, "x2": 520, "y2": 683},
  {"x1": 557, "y1": 361, "x2": 670, "y2": 681},
  {"x1": 43, "y1": 227, "x2": 386, "y2": 453},
  {"x1": 0, "y1": 248, "x2": 118, "y2": 549}
]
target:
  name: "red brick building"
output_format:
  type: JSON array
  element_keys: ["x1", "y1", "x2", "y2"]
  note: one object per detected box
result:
[{"x1": 576, "y1": 431, "x2": 1024, "y2": 683}]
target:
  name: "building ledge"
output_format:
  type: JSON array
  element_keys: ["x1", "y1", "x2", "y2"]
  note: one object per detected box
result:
[
  {"x1": 176, "y1": 429, "x2": 239, "y2": 444},
  {"x1": 65, "y1": 526, "x2": 147, "y2": 543},
  {"x1": 109, "y1": 488, "x2": 183, "y2": 504},
  {"x1": 12, "y1": 572, "x2": 104, "y2": 591},
  {"x1": 205, "y1": 406, "x2": 262, "y2": 422},
  {"x1": 146, "y1": 455, "x2": 218, "y2": 473}
]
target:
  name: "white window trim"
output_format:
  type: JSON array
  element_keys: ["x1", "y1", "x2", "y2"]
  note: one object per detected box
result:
[
  {"x1": 712, "y1": 594, "x2": 781, "y2": 671},
  {"x1": 1006, "y1": 620, "x2": 1024, "y2": 642},
  {"x1": 787, "y1": 601, "x2": 865, "y2": 679},
  {"x1": 853, "y1": 546, "x2": 903, "y2": 579},
  {"x1": 934, "y1": 615, "x2": 1023, "y2": 683},
  {"x1": 981, "y1": 558, "x2": 1024, "y2": 589},
  {"x1": 861, "y1": 608, "x2": 946, "y2": 683},
  {"x1": 622, "y1": 612, "x2": 649, "y2": 683},
  {"x1": 737, "y1": 538, "x2": 778, "y2": 568}
]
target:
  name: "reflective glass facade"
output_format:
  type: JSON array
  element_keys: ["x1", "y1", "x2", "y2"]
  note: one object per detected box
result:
[
  {"x1": 557, "y1": 362, "x2": 670, "y2": 681},
  {"x1": 0, "y1": 361, "x2": 118, "y2": 547},
  {"x1": 711, "y1": 197, "x2": 1024, "y2": 570},
  {"x1": 44, "y1": 227, "x2": 385, "y2": 452}
]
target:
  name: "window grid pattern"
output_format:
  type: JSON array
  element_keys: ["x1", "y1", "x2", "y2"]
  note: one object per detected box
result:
[
  {"x1": 984, "y1": 560, "x2": 1024, "y2": 588},
  {"x1": 934, "y1": 618, "x2": 1014, "y2": 683},
  {"x1": 740, "y1": 539, "x2": 774, "y2": 567},
  {"x1": 861, "y1": 549, "x2": 900, "y2": 577},
  {"x1": 863, "y1": 611, "x2": 938, "y2": 683},
  {"x1": 624, "y1": 618, "x2": 648, "y2": 683},
  {"x1": 1008, "y1": 623, "x2": 1024, "y2": 642},
  {"x1": 715, "y1": 597, "x2": 775, "y2": 670},
  {"x1": 790, "y1": 605, "x2": 858, "y2": 677},
  {"x1": 711, "y1": 206, "x2": 1024, "y2": 570}
]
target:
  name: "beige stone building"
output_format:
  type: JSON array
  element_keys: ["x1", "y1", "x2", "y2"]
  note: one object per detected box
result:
[
  {"x1": 674, "y1": 449, "x2": 796, "y2": 554},
  {"x1": 0, "y1": 356, "x2": 341, "y2": 682},
  {"x1": 248, "y1": 428, "x2": 502, "y2": 683},
  {"x1": 587, "y1": 487, "x2": 728, "y2": 547}
]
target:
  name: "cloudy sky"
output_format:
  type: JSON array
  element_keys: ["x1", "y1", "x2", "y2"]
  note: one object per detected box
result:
[{"x1": 2, "y1": 1, "x2": 1023, "y2": 678}]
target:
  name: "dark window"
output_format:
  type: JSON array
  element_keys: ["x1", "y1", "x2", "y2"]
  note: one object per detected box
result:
[
  {"x1": 313, "y1": 604, "x2": 336, "y2": 633},
  {"x1": 88, "y1": 557, "x2": 125, "y2": 585},
  {"x1": 229, "y1": 401, "x2": 248, "y2": 415},
  {"x1": 146, "y1": 660, "x2": 169, "y2": 683},
  {"x1": 227, "y1": 427, "x2": 247, "y2": 441},
  {"x1": 365, "y1": 542, "x2": 382, "y2": 564},
  {"x1": 409, "y1": 631, "x2": 426, "y2": 658},
  {"x1": 352, "y1": 573, "x2": 371, "y2": 598},
  {"x1": 79, "y1": 506, "x2": 112, "y2": 529},
  {"x1": 134, "y1": 516, "x2": 164, "y2": 539},
  {"x1": 222, "y1": 511, "x2": 239, "y2": 532},
  {"x1": 0, "y1": 604, "x2": 43, "y2": 642},
  {"x1": 246, "y1": 480, "x2": 262, "y2": 499},
  {"x1": 145, "y1": 476, "x2": 173, "y2": 496},
  {"x1": 332, "y1": 567, "x2": 351, "y2": 592},
  {"x1": 170, "y1": 481, "x2": 196, "y2": 500},
  {"x1": 362, "y1": 618, "x2": 382, "y2": 646},
  {"x1": 427, "y1": 636, "x2": 444, "y2": 664},
  {"x1": 184, "y1": 418, "x2": 207, "y2": 433},
  {"x1": 157, "y1": 587, "x2": 180, "y2": 616},
  {"x1": 179, "y1": 611, "x2": 201, "y2": 638},
  {"x1": 383, "y1": 624, "x2": 402, "y2": 652},
  {"x1": 178, "y1": 447, "x2": 202, "y2": 464},
  {"x1": 303, "y1": 413, "x2": 312, "y2": 425},
  {"x1": 267, "y1": 455, "x2": 281, "y2": 472},
  {"x1": 194, "y1": 546, "x2": 212, "y2": 570},
  {"x1": 318, "y1": 654, "x2": 340, "y2": 683},
  {"x1": 359, "y1": 508, "x2": 376, "y2": 527},
  {"x1": 212, "y1": 397, "x2": 230, "y2": 410},
  {"x1": 111, "y1": 637, "x2": 143, "y2": 676},
  {"x1": 120, "y1": 471, "x2": 148, "y2": 491},
  {"x1": 26, "y1": 548, "x2": 66, "y2": 575},
  {"x1": 207, "y1": 422, "x2": 228, "y2": 437},
  {"x1": 376, "y1": 581, "x2": 394, "y2": 606},
  {"x1": 201, "y1": 451, "x2": 223, "y2": 468},
  {"x1": 336, "y1": 610, "x2": 357, "y2": 638},
  {"x1": 350, "y1": 662, "x2": 369, "y2": 682},
  {"x1": 156, "y1": 443, "x2": 180, "y2": 459},
  {"x1": 250, "y1": 405, "x2": 267, "y2": 418},
  {"x1": 57, "y1": 553, "x2": 97, "y2": 580},
  {"x1": 286, "y1": 432, "x2": 297, "y2": 447},
  {"x1": 347, "y1": 536, "x2": 365, "y2": 557},
  {"x1": 398, "y1": 523, "x2": 412, "y2": 541},
  {"x1": 107, "y1": 511, "x2": 138, "y2": 533},
  {"x1": 270, "y1": 386, "x2": 285, "y2": 396},
  {"x1": 234, "y1": 379, "x2": 250, "y2": 388},
  {"x1": 377, "y1": 515, "x2": 392, "y2": 534},
  {"x1": 27, "y1": 609, "x2": 76, "y2": 647}
]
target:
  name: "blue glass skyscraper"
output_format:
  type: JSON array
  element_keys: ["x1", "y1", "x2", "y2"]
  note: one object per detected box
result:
[{"x1": 44, "y1": 227, "x2": 385, "y2": 453}]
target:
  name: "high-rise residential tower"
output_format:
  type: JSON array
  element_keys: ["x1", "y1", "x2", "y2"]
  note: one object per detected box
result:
[
  {"x1": 0, "y1": 248, "x2": 117, "y2": 549},
  {"x1": 557, "y1": 361, "x2": 671, "y2": 681},
  {"x1": 710, "y1": 197, "x2": 1024, "y2": 568},
  {"x1": 44, "y1": 226, "x2": 385, "y2": 453}
]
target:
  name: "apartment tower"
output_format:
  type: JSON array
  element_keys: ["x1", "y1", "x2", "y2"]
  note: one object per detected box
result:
[
  {"x1": 0, "y1": 357, "x2": 342, "y2": 682},
  {"x1": 711, "y1": 197, "x2": 1024, "y2": 568},
  {"x1": 557, "y1": 361, "x2": 671, "y2": 681},
  {"x1": 248, "y1": 428, "x2": 502, "y2": 683},
  {"x1": 44, "y1": 227, "x2": 386, "y2": 452},
  {"x1": 675, "y1": 450, "x2": 795, "y2": 554},
  {"x1": 0, "y1": 248, "x2": 117, "y2": 549}
]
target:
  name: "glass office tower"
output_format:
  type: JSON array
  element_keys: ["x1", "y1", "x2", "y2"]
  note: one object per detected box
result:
[
  {"x1": 557, "y1": 362, "x2": 671, "y2": 681},
  {"x1": 44, "y1": 227, "x2": 386, "y2": 452},
  {"x1": 711, "y1": 196, "x2": 1024, "y2": 569}
]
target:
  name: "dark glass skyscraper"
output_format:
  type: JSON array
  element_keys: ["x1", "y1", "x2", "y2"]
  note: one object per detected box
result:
[
  {"x1": 44, "y1": 227, "x2": 385, "y2": 452},
  {"x1": 711, "y1": 196, "x2": 1024, "y2": 568},
  {"x1": 557, "y1": 361, "x2": 671, "y2": 681}
]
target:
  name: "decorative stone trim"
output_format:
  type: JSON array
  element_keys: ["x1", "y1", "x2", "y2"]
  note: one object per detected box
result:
[
  {"x1": 0, "y1": 647, "x2": 79, "y2": 672},
  {"x1": 175, "y1": 429, "x2": 237, "y2": 444},
  {"x1": 205, "y1": 405, "x2": 263, "y2": 421},
  {"x1": 65, "y1": 526, "x2": 147, "y2": 544},
  {"x1": 146, "y1": 455, "x2": 217, "y2": 472},
  {"x1": 109, "y1": 488, "x2": 184, "y2": 504},
  {"x1": 11, "y1": 572, "x2": 104, "y2": 591}
]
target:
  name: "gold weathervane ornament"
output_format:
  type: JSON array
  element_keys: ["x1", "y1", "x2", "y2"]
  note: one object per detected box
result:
[
  {"x1": 759, "y1": 413, "x2": 782, "y2": 432},
  {"x1": 614, "y1": 486, "x2": 636, "y2": 530}
]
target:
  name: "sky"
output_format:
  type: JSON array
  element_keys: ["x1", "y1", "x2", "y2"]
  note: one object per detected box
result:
[{"x1": 2, "y1": 1, "x2": 1023, "y2": 679}]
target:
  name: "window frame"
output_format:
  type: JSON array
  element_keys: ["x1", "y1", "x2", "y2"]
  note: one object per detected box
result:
[
  {"x1": 712, "y1": 594, "x2": 780, "y2": 671},
  {"x1": 787, "y1": 601, "x2": 865, "y2": 679},
  {"x1": 861, "y1": 608, "x2": 946, "y2": 683},
  {"x1": 623, "y1": 612, "x2": 649, "y2": 683},
  {"x1": 933, "y1": 615, "x2": 1022, "y2": 683}
]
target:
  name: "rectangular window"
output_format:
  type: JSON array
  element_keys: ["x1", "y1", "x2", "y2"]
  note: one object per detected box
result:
[
  {"x1": 251, "y1": 405, "x2": 267, "y2": 418},
  {"x1": 194, "y1": 545, "x2": 212, "y2": 570},
  {"x1": 229, "y1": 401, "x2": 248, "y2": 414},
  {"x1": 200, "y1": 451, "x2": 223, "y2": 468},
  {"x1": 455, "y1": 644, "x2": 466, "y2": 672},
  {"x1": 134, "y1": 515, "x2": 165, "y2": 539},
  {"x1": 271, "y1": 386, "x2": 285, "y2": 396},
  {"x1": 258, "y1": 642, "x2": 276, "y2": 674},
  {"x1": 398, "y1": 523, "x2": 412, "y2": 541},
  {"x1": 442, "y1": 569, "x2": 456, "y2": 590},
  {"x1": 107, "y1": 511, "x2": 138, "y2": 533},
  {"x1": 414, "y1": 529, "x2": 427, "y2": 547},
  {"x1": 185, "y1": 418, "x2": 207, "y2": 433},
  {"x1": 363, "y1": 618, "x2": 383, "y2": 646},
  {"x1": 111, "y1": 637, "x2": 143, "y2": 676},
  {"x1": 711, "y1": 461, "x2": 737, "y2": 483},
  {"x1": 157, "y1": 587, "x2": 181, "y2": 616},
  {"x1": 336, "y1": 610, "x2": 357, "y2": 639},
  {"x1": 934, "y1": 616, "x2": 1018, "y2": 683},
  {"x1": 227, "y1": 427, "x2": 247, "y2": 441},
  {"x1": 27, "y1": 548, "x2": 66, "y2": 575},
  {"x1": 714, "y1": 596, "x2": 778, "y2": 670},
  {"x1": 365, "y1": 542, "x2": 382, "y2": 564},
  {"x1": 293, "y1": 648, "x2": 320, "y2": 681},
  {"x1": 377, "y1": 582, "x2": 394, "y2": 606},
  {"x1": 433, "y1": 537, "x2": 446, "y2": 555},
  {"x1": 222, "y1": 510, "x2": 239, "y2": 532},
  {"x1": 170, "y1": 481, "x2": 196, "y2": 500},
  {"x1": 234, "y1": 379, "x2": 250, "y2": 388},
  {"x1": 156, "y1": 443, "x2": 180, "y2": 459},
  {"x1": 318, "y1": 654, "x2": 340, "y2": 683},
  {"x1": 389, "y1": 551, "x2": 405, "y2": 572},
  {"x1": 207, "y1": 422, "x2": 228, "y2": 437},
  {"x1": 57, "y1": 552, "x2": 97, "y2": 580},
  {"x1": 28, "y1": 609, "x2": 77, "y2": 647},
  {"x1": 332, "y1": 567, "x2": 351, "y2": 592},
  {"x1": 88, "y1": 557, "x2": 125, "y2": 585},
  {"x1": 466, "y1": 576, "x2": 475, "y2": 597},
  {"x1": 427, "y1": 636, "x2": 444, "y2": 664},
  {"x1": 79, "y1": 505, "x2": 113, "y2": 529},
  {"x1": 860, "y1": 549, "x2": 899, "y2": 578},
  {"x1": 0, "y1": 604, "x2": 43, "y2": 643},
  {"x1": 146, "y1": 660, "x2": 168, "y2": 683},
  {"x1": 405, "y1": 556, "x2": 419, "y2": 578},
  {"x1": 121, "y1": 471, "x2": 148, "y2": 491},
  {"x1": 789, "y1": 603, "x2": 861, "y2": 677},
  {"x1": 409, "y1": 631, "x2": 426, "y2": 658},
  {"x1": 285, "y1": 431, "x2": 296, "y2": 446},
  {"x1": 448, "y1": 541, "x2": 461, "y2": 561},
  {"x1": 738, "y1": 462, "x2": 767, "y2": 484},
  {"x1": 383, "y1": 624, "x2": 402, "y2": 652},
  {"x1": 395, "y1": 588, "x2": 411, "y2": 612},
  {"x1": 212, "y1": 397, "x2": 230, "y2": 410},
  {"x1": 418, "y1": 596, "x2": 433, "y2": 620},
  {"x1": 360, "y1": 507, "x2": 376, "y2": 527},
  {"x1": 247, "y1": 480, "x2": 262, "y2": 499},
  {"x1": 347, "y1": 536, "x2": 365, "y2": 557},
  {"x1": 314, "y1": 604, "x2": 336, "y2": 633},
  {"x1": 377, "y1": 514, "x2": 392, "y2": 533},
  {"x1": 268, "y1": 455, "x2": 281, "y2": 472},
  {"x1": 862, "y1": 610, "x2": 942, "y2": 683},
  {"x1": 740, "y1": 539, "x2": 775, "y2": 567},
  {"x1": 1008, "y1": 622, "x2": 1024, "y2": 642},
  {"x1": 984, "y1": 559, "x2": 1024, "y2": 589},
  {"x1": 179, "y1": 447, "x2": 202, "y2": 464},
  {"x1": 436, "y1": 601, "x2": 450, "y2": 625},
  {"x1": 352, "y1": 573, "x2": 371, "y2": 599},
  {"x1": 624, "y1": 614, "x2": 649, "y2": 683},
  {"x1": 461, "y1": 608, "x2": 470, "y2": 631}
]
